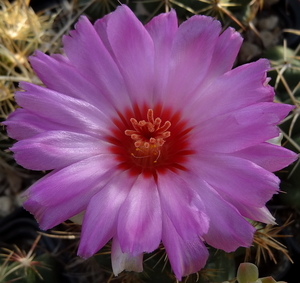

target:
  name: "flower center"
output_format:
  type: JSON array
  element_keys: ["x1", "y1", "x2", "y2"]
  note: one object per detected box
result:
[
  {"x1": 124, "y1": 109, "x2": 171, "y2": 164},
  {"x1": 107, "y1": 104, "x2": 194, "y2": 177}
]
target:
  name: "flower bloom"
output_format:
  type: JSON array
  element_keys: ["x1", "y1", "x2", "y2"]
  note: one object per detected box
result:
[{"x1": 4, "y1": 5, "x2": 297, "y2": 280}]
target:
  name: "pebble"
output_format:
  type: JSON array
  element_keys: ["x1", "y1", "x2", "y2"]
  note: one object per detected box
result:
[
  {"x1": 0, "y1": 196, "x2": 13, "y2": 217},
  {"x1": 257, "y1": 15, "x2": 279, "y2": 31},
  {"x1": 260, "y1": 30, "x2": 279, "y2": 49},
  {"x1": 239, "y1": 41, "x2": 262, "y2": 62},
  {"x1": 14, "y1": 191, "x2": 25, "y2": 207}
]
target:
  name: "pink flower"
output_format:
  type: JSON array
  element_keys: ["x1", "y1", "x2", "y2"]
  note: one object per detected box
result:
[{"x1": 4, "y1": 5, "x2": 297, "y2": 280}]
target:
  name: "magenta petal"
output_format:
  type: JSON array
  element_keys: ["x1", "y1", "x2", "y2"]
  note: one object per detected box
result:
[
  {"x1": 157, "y1": 171, "x2": 209, "y2": 241},
  {"x1": 231, "y1": 142, "x2": 298, "y2": 172},
  {"x1": 162, "y1": 211, "x2": 208, "y2": 280},
  {"x1": 239, "y1": 205, "x2": 276, "y2": 224},
  {"x1": 191, "y1": 154, "x2": 279, "y2": 207},
  {"x1": 145, "y1": 9, "x2": 177, "y2": 100},
  {"x1": 204, "y1": 27, "x2": 243, "y2": 85},
  {"x1": 94, "y1": 10, "x2": 114, "y2": 57},
  {"x1": 195, "y1": 102, "x2": 294, "y2": 153},
  {"x1": 11, "y1": 131, "x2": 108, "y2": 170},
  {"x1": 3, "y1": 109, "x2": 68, "y2": 140},
  {"x1": 223, "y1": 195, "x2": 276, "y2": 224},
  {"x1": 78, "y1": 172, "x2": 134, "y2": 258},
  {"x1": 164, "y1": 15, "x2": 221, "y2": 107},
  {"x1": 29, "y1": 51, "x2": 121, "y2": 112},
  {"x1": 15, "y1": 83, "x2": 112, "y2": 136},
  {"x1": 117, "y1": 175, "x2": 162, "y2": 255},
  {"x1": 194, "y1": 180, "x2": 255, "y2": 251},
  {"x1": 62, "y1": 16, "x2": 131, "y2": 109},
  {"x1": 23, "y1": 155, "x2": 118, "y2": 230},
  {"x1": 111, "y1": 236, "x2": 143, "y2": 276},
  {"x1": 186, "y1": 59, "x2": 274, "y2": 122},
  {"x1": 106, "y1": 5, "x2": 154, "y2": 104}
]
